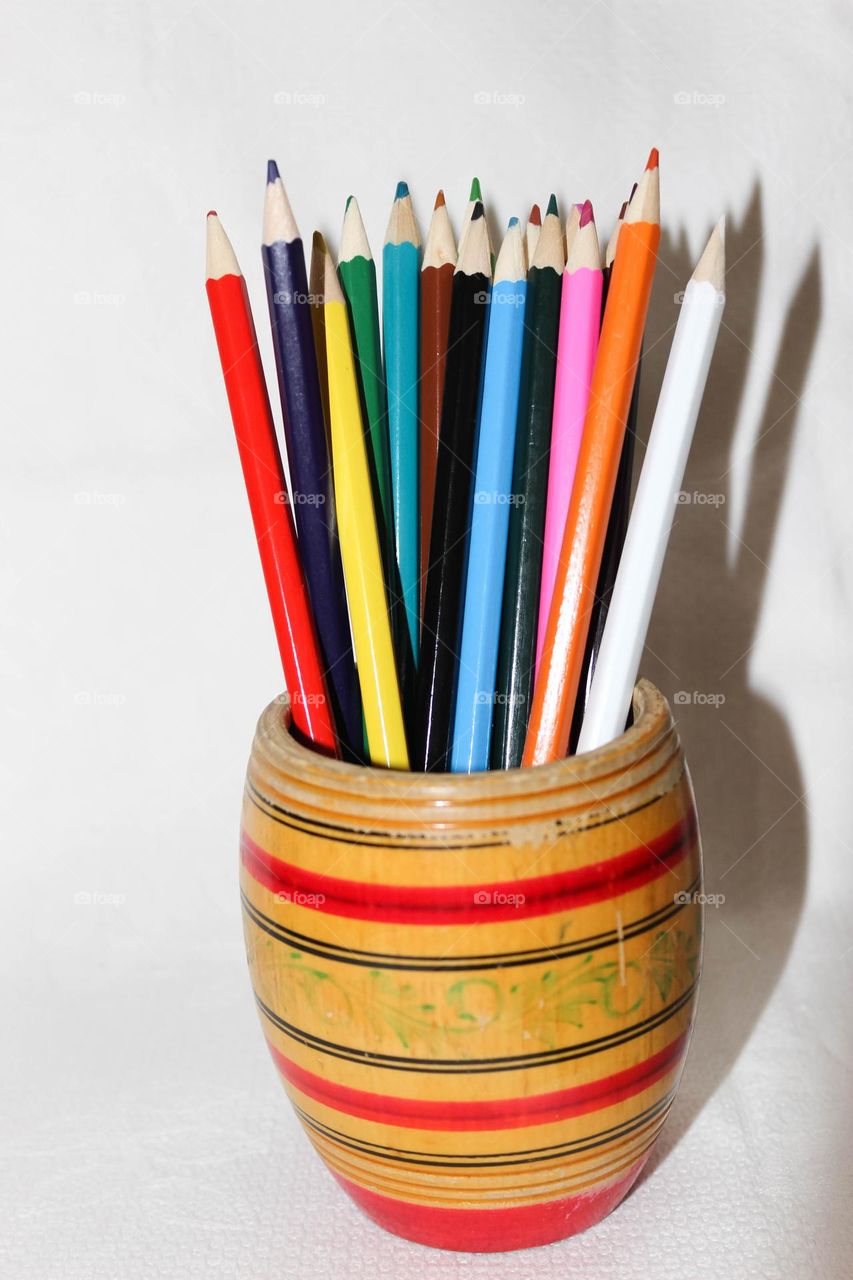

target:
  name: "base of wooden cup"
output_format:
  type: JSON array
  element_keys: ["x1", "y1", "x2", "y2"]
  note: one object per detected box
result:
[{"x1": 331, "y1": 1157, "x2": 648, "y2": 1252}]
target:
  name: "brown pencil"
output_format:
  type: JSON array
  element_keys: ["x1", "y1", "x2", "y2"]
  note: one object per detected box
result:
[{"x1": 419, "y1": 190, "x2": 456, "y2": 619}]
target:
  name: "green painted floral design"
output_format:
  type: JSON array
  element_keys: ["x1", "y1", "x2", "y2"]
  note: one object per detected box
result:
[{"x1": 267, "y1": 931, "x2": 699, "y2": 1055}]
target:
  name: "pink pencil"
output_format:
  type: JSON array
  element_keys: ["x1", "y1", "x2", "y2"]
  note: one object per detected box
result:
[{"x1": 536, "y1": 200, "x2": 603, "y2": 671}]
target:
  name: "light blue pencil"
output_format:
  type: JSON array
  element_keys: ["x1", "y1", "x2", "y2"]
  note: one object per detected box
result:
[
  {"x1": 383, "y1": 181, "x2": 421, "y2": 664},
  {"x1": 451, "y1": 219, "x2": 528, "y2": 772}
]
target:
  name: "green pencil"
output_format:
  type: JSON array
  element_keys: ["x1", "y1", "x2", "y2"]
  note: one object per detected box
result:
[
  {"x1": 339, "y1": 197, "x2": 394, "y2": 555},
  {"x1": 491, "y1": 194, "x2": 565, "y2": 769}
]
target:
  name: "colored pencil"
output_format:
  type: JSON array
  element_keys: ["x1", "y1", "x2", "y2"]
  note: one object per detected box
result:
[
  {"x1": 526, "y1": 203, "x2": 541, "y2": 265},
  {"x1": 569, "y1": 190, "x2": 641, "y2": 747},
  {"x1": 339, "y1": 196, "x2": 393, "y2": 559},
  {"x1": 537, "y1": 200, "x2": 603, "y2": 673},
  {"x1": 578, "y1": 220, "x2": 725, "y2": 751},
  {"x1": 419, "y1": 191, "x2": 456, "y2": 618},
  {"x1": 523, "y1": 149, "x2": 661, "y2": 766},
  {"x1": 383, "y1": 181, "x2": 421, "y2": 665},
  {"x1": 262, "y1": 163, "x2": 362, "y2": 757},
  {"x1": 460, "y1": 176, "x2": 494, "y2": 264},
  {"x1": 603, "y1": 200, "x2": 628, "y2": 288},
  {"x1": 491, "y1": 195, "x2": 564, "y2": 770},
  {"x1": 308, "y1": 230, "x2": 332, "y2": 448},
  {"x1": 459, "y1": 176, "x2": 482, "y2": 248},
  {"x1": 451, "y1": 219, "x2": 527, "y2": 773},
  {"x1": 319, "y1": 236, "x2": 410, "y2": 770},
  {"x1": 414, "y1": 205, "x2": 491, "y2": 771},
  {"x1": 205, "y1": 212, "x2": 337, "y2": 756}
]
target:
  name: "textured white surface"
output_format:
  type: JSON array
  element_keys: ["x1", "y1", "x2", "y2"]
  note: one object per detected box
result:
[{"x1": 2, "y1": 0, "x2": 852, "y2": 1275}]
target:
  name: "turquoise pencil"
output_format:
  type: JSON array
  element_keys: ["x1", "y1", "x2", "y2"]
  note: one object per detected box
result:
[
  {"x1": 383, "y1": 181, "x2": 421, "y2": 664},
  {"x1": 451, "y1": 219, "x2": 528, "y2": 773}
]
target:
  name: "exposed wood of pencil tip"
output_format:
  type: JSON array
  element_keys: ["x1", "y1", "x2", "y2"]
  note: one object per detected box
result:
[
  {"x1": 263, "y1": 164, "x2": 300, "y2": 247},
  {"x1": 567, "y1": 202, "x2": 601, "y2": 273},
  {"x1": 604, "y1": 201, "x2": 628, "y2": 269},
  {"x1": 494, "y1": 218, "x2": 526, "y2": 283},
  {"x1": 206, "y1": 212, "x2": 241, "y2": 280},
  {"x1": 340, "y1": 195, "x2": 373, "y2": 263},
  {"x1": 532, "y1": 198, "x2": 565, "y2": 272},
  {"x1": 692, "y1": 218, "x2": 726, "y2": 291},
  {"x1": 422, "y1": 193, "x2": 456, "y2": 270},
  {"x1": 384, "y1": 183, "x2": 421, "y2": 248},
  {"x1": 624, "y1": 157, "x2": 660, "y2": 226},
  {"x1": 455, "y1": 202, "x2": 491, "y2": 277},
  {"x1": 564, "y1": 204, "x2": 581, "y2": 265},
  {"x1": 320, "y1": 242, "x2": 346, "y2": 305}
]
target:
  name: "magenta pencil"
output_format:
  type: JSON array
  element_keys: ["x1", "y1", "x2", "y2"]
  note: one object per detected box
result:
[{"x1": 536, "y1": 201, "x2": 603, "y2": 671}]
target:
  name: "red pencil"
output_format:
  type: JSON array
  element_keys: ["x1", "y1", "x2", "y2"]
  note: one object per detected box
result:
[{"x1": 205, "y1": 212, "x2": 338, "y2": 756}]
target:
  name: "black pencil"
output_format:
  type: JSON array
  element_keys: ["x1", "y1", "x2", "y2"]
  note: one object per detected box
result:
[{"x1": 414, "y1": 204, "x2": 491, "y2": 771}]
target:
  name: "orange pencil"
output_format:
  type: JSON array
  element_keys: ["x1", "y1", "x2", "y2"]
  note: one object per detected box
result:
[{"x1": 523, "y1": 150, "x2": 661, "y2": 766}]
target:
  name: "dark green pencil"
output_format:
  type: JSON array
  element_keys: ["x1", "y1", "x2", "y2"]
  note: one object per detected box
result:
[{"x1": 491, "y1": 195, "x2": 565, "y2": 769}]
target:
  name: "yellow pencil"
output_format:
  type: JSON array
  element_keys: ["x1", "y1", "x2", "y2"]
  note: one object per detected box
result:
[{"x1": 319, "y1": 236, "x2": 410, "y2": 770}]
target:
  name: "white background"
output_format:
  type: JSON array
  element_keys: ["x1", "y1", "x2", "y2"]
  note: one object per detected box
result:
[{"x1": 2, "y1": 1, "x2": 852, "y2": 1276}]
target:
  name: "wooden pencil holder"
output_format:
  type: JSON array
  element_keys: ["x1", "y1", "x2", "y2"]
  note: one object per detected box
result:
[{"x1": 240, "y1": 679, "x2": 702, "y2": 1252}]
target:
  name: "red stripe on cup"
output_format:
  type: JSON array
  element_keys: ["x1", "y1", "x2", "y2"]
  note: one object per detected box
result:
[
  {"x1": 241, "y1": 815, "x2": 694, "y2": 923},
  {"x1": 267, "y1": 1031, "x2": 688, "y2": 1131}
]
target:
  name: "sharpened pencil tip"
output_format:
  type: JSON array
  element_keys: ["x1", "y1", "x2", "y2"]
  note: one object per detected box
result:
[
  {"x1": 529, "y1": 204, "x2": 541, "y2": 226},
  {"x1": 266, "y1": 159, "x2": 280, "y2": 185},
  {"x1": 646, "y1": 147, "x2": 659, "y2": 171},
  {"x1": 312, "y1": 230, "x2": 327, "y2": 254},
  {"x1": 395, "y1": 180, "x2": 409, "y2": 199},
  {"x1": 346, "y1": 194, "x2": 353, "y2": 209},
  {"x1": 471, "y1": 201, "x2": 484, "y2": 221},
  {"x1": 206, "y1": 210, "x2": 217, "y2": 218},
  {"x1": 579, "y1": 200, "x2": 594, "y2": 228},
  {"x1": 434, "y1": 189, "x2": 445, "y2": 209},
  {"x1": 469, "y1": 177, "x2": 482, "y2": 201},
  {"x1": 508, "y1": 216, "x2": 519, "y2": 227},
  {"x1": 546, "y1": 193, "x2": 558, "y2": 216}
]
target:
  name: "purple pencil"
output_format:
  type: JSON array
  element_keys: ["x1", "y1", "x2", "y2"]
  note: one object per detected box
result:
[{"x1": 262, "y1": 160, "x2": 362, "y2": 758}]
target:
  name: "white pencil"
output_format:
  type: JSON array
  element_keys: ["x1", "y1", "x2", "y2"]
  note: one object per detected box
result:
[{"x1": 577, "y1": 219, "x2": 726, "y2": 752}]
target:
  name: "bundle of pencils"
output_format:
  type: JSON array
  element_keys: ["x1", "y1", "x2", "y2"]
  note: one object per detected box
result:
[{"x1": 205, "y1": 150, "x2": 725, "y2": 771}]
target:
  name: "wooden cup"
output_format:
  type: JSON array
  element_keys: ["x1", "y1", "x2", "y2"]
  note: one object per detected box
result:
[{"x1": 241, "y1": 679, "x2": 701, "y2": 1252}]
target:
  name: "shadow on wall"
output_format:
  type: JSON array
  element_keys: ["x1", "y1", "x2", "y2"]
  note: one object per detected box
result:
[{"x1": 633, "y1": 183, "x2": 819, "y2": 1169}]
